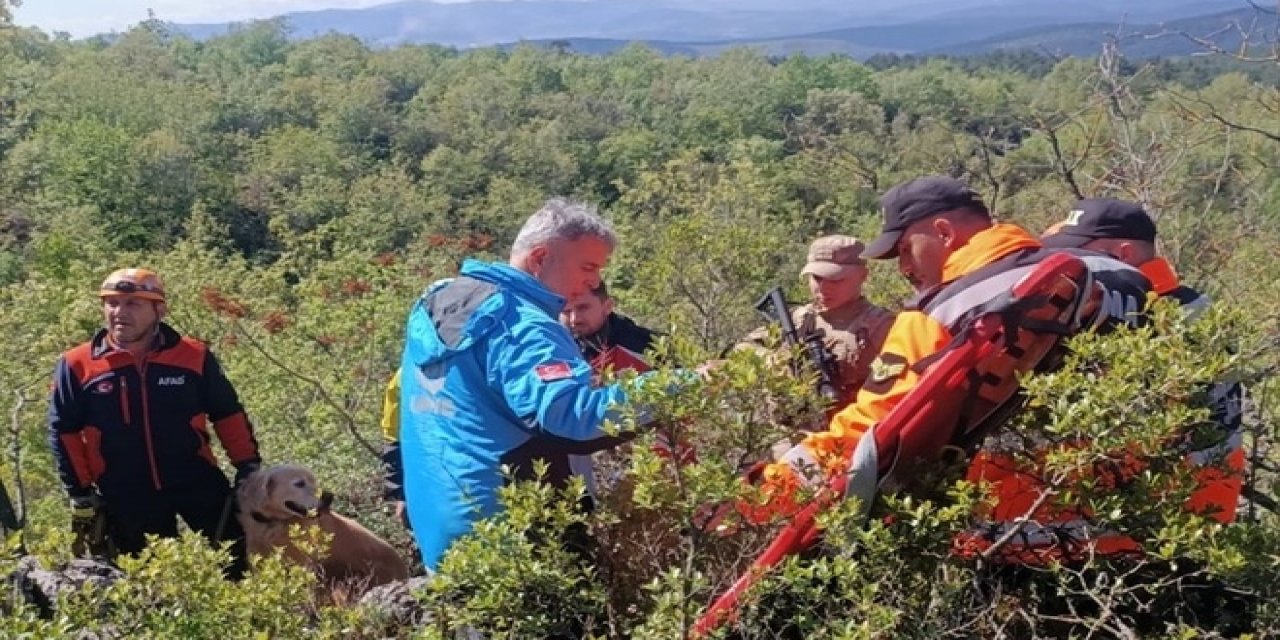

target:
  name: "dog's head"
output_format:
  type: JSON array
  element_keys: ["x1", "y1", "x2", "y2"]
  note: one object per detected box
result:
[{"x1": 237, "y1": 464, "x2": 328, "y2": 522}]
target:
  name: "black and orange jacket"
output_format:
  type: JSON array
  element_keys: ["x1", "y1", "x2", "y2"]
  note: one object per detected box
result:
[
  {"x1": 1139, "y1": 257, "x2": 1243, "y2": 520},
  {"x1": 1136, "y1": 256, "x2": 1242, "y2": 520},
  {"x1": 1140, "y1": 257, "x2": 1210, "y2": 317},
  {"x1": 49, "y1": 323, "x2": 259, "y2": 500}
]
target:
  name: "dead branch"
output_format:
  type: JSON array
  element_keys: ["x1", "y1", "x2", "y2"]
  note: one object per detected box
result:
[
  {"x1": 228, "y1": 318, "x2": 380, "y2": 461},
  {"x1": 7, "y1": 389, "x2": 28, "y2": 544}
]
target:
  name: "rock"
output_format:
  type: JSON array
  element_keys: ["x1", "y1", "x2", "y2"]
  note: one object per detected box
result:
[
  {"x1": 9, "y1": 556, "x2": 123, "y2": 618},
  {"x1": 73, "y1": 626, "x2": 123, "y2": 640},
  {"x1": 357, "y1": 575, "x2": 434, "y2": 628}
]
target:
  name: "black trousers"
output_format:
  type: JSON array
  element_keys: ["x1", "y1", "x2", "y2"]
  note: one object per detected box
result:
[{"x1": 103, "y1": 470, "x2": 248, "y2": 580}]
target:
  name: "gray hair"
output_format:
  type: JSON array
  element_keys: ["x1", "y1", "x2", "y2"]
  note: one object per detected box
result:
[{"x1": 511, "y1": 197, "x2": 617, "y2": 256}]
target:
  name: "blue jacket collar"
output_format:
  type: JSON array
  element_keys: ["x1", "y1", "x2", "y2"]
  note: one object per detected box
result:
[{"x1": 460, "y1": 258, "x2": 564, "y2": 317}]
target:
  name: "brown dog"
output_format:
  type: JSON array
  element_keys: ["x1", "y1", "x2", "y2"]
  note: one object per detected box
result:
[{"x1": 236, "y1": 464, "x2": 410, "y2": 590}]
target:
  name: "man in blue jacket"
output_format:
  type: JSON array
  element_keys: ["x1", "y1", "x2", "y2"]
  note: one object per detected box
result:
[{"x1": 400, "y1": 197, "x2": 652, "y2": 570}]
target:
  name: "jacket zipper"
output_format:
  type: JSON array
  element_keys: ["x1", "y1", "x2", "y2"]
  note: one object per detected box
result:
[
  {"x1": 138, "y1": 359, "x2": 163, "y2": 491},
  {"x1": 119, "y1": 378, "x2": 131, "y2": 425}
]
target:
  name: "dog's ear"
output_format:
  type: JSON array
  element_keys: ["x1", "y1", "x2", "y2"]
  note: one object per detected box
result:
[{"x1": 237, "y1": 469, "x2": 268, "y2": 511}]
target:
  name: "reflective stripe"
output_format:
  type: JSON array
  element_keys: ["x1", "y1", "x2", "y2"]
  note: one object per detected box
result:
[
  {"x1": 922, "y1": 249, "x2": 1144, "y2": 333},
  {"x1": 844, "y1": 423, "x2": 881, "y2": 519},
  {"x1": 926, "y1": 265, "x2": 1036, "y2": 330},
  {"x1": 1208, "y1": 380, "x2": 1244, "y2": 430},
  {"x1": 780, "y1": 443, "x2": 824, "y2": 487},
  {"x1": 1075, "y1": 254, "x2": 1143, "y2": 278},
  {"x1": 1180, "y1": 294, "x2": 1210, "y2": 322}
]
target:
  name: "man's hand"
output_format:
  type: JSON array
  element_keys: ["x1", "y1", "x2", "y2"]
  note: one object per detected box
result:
[
  {"x1": 70, "y1": 494, "x2": 105, "y2": 557},
  {"x1": 695, "y1": 359, "x2": 725, "y2": 380},
  {"x1": 392, "y1": 500, "x2": 411, "y2": 530}
]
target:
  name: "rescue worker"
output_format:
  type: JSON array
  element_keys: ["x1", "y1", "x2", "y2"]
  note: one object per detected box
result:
[
  {"x1": 756, "y1": 176, "x2": 1153, "y2": 545},
  {"x1": 1042, "y1": 199, "x2": 1206, "y2": 316},
  {"x1": 744, "y1": 235, "x2": 895, "y2": 403},
  {"x1": 1042, "y1": 198, "x2": 1245, "y2": 526},
  {"x1": 49, "y1": 268, "x2": 261, "y2": 578},
  {"x1": 379, "y1": 369, "x2": 408, "y2": 528},
  {"x1": 561, "y1": 281, "x2": 660, "y2": 373},
  {"x1": 381, "y1": 285, "x2": 660, "y2": 531},
  {"x1": 399, "y1": 197, "x2": 665, "y2": 570}
]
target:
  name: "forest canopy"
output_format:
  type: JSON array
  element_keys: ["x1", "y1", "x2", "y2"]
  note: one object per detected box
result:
[{"x1": 2, "y1": 13, "x2": 1280, "y2": 639}]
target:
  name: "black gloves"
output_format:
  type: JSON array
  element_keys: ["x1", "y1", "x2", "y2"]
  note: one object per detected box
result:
[{"x1": 69, "y1": 493, "x2": 108, "y2": 557}]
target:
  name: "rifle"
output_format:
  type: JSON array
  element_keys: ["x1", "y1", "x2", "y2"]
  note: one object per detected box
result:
[{"x1": 755, "y1": 286, "x2": 841, "y2": 404}]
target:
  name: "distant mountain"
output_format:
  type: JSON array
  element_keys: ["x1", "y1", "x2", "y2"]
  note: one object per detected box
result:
[
  {"x1": 916, "y1": 0, "x2": 1241, "y2": 25},
  {"x1": 931, "y1": 7, "x2": 1271, "y2": 57},
  {"x1": 501, "y1": 3, "x2": 1263, "y2": 60},
  {"x1": 168, "y1": 0, "x2": 1245, "y2": 51},
  {"x1": 174, "y1": 0, "x2": 873, "y2": 47}
]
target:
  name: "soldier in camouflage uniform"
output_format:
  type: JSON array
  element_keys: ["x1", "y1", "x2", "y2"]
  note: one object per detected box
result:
[{"x1": 745, "y1": 235, "x2": 896, "y2": 404}]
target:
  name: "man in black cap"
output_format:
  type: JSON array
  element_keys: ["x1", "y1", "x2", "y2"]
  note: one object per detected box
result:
[
  {"x1": 1042, "y1": 198, "x2": 1244, "y2": 524},
  {"x1": 858, "y1": 175, "x2": 997, "y2": 293},
  {"x1": 1042, "y1": 198, "x2": 1206, "y2": 316}
]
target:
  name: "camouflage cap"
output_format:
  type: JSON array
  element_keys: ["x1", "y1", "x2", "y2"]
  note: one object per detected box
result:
[{"x1": 801, "y1": 235, "x2": 866, "y2": 280}]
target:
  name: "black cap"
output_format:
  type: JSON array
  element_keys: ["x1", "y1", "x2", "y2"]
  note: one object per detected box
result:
[
  {"x1": 862, "y1": 176, "x2": 989, "y2": 260},
  {"x1": 1042, "y1": 198, "x2": 1157, "y2": 248}
]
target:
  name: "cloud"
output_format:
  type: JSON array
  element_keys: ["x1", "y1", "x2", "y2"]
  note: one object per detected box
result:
[
  {"x1": 145, "y1": 0, "x2": 394, "y2": 24},
  {"x1": 14, "y1": 0, "x2": 484, "y2": 36}
]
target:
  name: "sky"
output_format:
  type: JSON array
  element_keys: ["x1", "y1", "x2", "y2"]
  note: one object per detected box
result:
[{"x1": 12, "y1": 0, "x2": 473, "y2": 37}]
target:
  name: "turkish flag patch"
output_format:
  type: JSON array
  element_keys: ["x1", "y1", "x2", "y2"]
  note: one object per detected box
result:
[{"x1": 534, "y1": 362, "x2": 573, "y2": 382}]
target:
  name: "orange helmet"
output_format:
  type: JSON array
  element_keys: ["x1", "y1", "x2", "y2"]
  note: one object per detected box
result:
[{"x1": 99, "y1": 268, "x2": 166, "y2": 302}]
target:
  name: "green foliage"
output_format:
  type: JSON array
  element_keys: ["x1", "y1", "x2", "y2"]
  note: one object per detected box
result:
[
  {"x1": 423, "y1": 477, "x2": 607, "y2": 638},
  {"x1": 0, "y1": 19, "x2": 1279, "y2": 638},
  {"x1": 0, "y1": 532, "x2": 387, "y2": 639}
]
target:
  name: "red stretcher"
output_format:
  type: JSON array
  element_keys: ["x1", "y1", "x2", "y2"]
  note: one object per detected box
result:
[{"x1": 692, "y1": 252, "x2": 1099, "y2": 637}]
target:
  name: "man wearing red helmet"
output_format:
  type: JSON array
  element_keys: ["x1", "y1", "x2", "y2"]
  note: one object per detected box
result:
[{"x1": 48, "y1": 268, "x2": 261, "y2": 578}]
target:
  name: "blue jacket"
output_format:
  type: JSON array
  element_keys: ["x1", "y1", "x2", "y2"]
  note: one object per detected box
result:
[{"x1": 400, "y1": 259, "x2": 643, "y2": 569}]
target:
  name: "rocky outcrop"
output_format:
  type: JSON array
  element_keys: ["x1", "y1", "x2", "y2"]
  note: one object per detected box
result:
[
  {"x1": 9, "y1": 555, "x2": 123, "y2": 618},
  {"x1": 357, "y1": 575, "x2": 434, "y2": 628}
]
